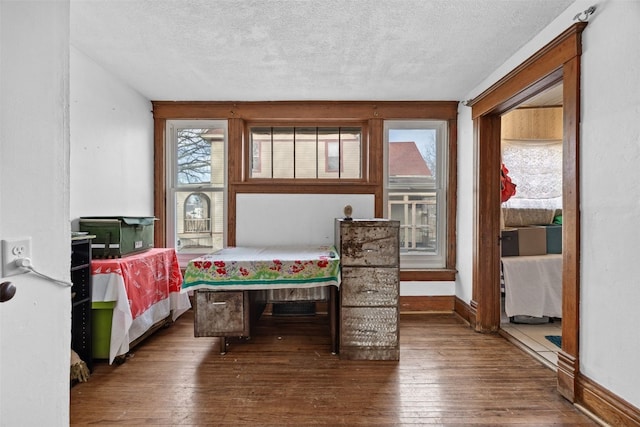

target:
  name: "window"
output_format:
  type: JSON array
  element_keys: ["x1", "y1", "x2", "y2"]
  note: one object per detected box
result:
[
  {"x1": 384, "y1": 120, "x2": 448, "y2": 269},
  {"x1": 249, "y1": 126, "x2": 362, "y2": 179},
  {"x1": 166, "y1": 120, "x2": 227, "y2": 265},
  {"x1": 154, "y1": 101, "x2": 457, "y2": 278}
]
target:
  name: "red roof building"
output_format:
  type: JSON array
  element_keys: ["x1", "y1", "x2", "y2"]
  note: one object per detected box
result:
[{"x1": 389, "y1": 141, "x2": 432, "y2": 176}]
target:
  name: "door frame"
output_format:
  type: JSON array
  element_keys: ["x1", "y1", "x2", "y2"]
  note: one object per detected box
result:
[{"x1": 467, "y1": 22, "x2": 586, "y2": 401}]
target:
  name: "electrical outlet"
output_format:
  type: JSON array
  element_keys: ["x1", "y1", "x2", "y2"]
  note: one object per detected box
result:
[{"x1": 1, "y1": 238, "x2": 32, "y2": 277}]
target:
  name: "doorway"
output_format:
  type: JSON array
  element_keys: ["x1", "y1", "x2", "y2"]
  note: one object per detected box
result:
[
  {"x1": 469, "y1": 23, "x2": 586, "y2": 402},
  {"x1": 498, "y1": 84, "x2": 564, "y2": 369}
]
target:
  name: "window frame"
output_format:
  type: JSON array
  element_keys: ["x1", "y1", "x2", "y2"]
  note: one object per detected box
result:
[
  {"x1": 384, "y1": 120, "x2": 449, "y2": 270},
  {"x1": 165, "y1": 119, "x2": 228, "y2": 267},
  {"x1": 244, "y1": 121, "x2": 368, "y2": 183}
]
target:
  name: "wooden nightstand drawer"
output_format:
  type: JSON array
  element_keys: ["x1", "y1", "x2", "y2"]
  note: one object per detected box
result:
[
  {"x1": 194, "y1": 290, "x2": 247, "y2": 336},
  {"x1": 341, "y1": 267, "x2": 398, "y2": 306}
]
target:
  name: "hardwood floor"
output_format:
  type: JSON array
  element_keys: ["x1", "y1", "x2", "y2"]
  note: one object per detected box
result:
[{"x1": 70, "y1": 309, "x2": 599, "y2": 426}]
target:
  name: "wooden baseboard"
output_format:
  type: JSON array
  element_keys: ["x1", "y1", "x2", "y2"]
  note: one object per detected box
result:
[
  {"x1": 266, "y1": 297, "x2": 458, "y2": 315},
  {"x1": 576, "y1": 374, "x2": 640, "y2": 426},
  {"x1": 399, "y1": 295, "x2": 454, "y2": 313},
  {"x1": 557, "y1": 350, "x2": 577, "y2": 401},
  {"x1": 454, "y1": 296, "x2": 473, "y2": 325}
]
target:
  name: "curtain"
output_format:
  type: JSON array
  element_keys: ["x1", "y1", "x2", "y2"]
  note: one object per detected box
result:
[{"x1": 501, "y1": 139, "x2": 562, "y2": 210}]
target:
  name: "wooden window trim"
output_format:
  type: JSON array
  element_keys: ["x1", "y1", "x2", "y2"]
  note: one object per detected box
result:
[{"x1": 153, "y1": 101, "x2": 458, "y2": 280}]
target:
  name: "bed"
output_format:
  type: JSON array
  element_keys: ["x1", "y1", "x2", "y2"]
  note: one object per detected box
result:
[
  {"x1": 182, "y1": 245, "x2": 341, "y2": 353},
  {"x1": 91, "y1": 248, "x2": 191, "y2": 363},
  {"x1": 501, "y1": 254, "x2": 562, "y2": 319}
]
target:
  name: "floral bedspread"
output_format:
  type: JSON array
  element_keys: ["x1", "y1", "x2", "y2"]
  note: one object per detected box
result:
[{"x1": 182, "y1": 245, "x2": 340, "y2": 291}]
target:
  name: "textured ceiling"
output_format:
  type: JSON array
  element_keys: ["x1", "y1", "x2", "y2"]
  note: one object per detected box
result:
[{"x1": 70, "y1": 0, "x2": 574, "y2": 102}]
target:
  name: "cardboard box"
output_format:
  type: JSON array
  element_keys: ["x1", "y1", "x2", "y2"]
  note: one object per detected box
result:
[
  {"x1": 517, "y1": 226, "x2": 547, "y2": 256},
  {"x1": 501, "y1": 228, "x2": 519, "y2": 257},
  {"x1": 544, "y1": 224, "x2": 562, "y2": 254},
  {"x1": 79, "y1": 216, "x2": 155, "y2": 258}
]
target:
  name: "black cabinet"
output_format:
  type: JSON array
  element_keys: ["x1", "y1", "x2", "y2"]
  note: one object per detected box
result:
[{"x1": 71, "y1": 237, "x2": 93, "y2": 372}]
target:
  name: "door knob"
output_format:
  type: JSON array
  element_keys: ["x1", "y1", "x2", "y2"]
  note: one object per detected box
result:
[{"x1": 0, "y1": 281, "x2": 16, "y2": 302}]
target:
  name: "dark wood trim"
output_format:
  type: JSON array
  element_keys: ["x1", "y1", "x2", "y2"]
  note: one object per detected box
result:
[
  {"x1": 558, "y1": 350, "x2": 579, "y2": 404},
  {"x1": 399, "y1": 295, "x2": 454, "y2": 313},
  {"x1": 453, "y1": 296, "x2": 473, "y2": 325},
  {"x1": 227, "y1": 118, "x2": 244, "y2": 246},
  {"x1": 230, "y1": 182, "x2": 379, "y2": 194},
  {"x1": 152, "y1": 101, "x2": 458, "y2": 121},
  {"x1": 227, "y1": 187, "x2": 237, "y2": 246},
  {"x1": 576, "y1": 374, "x2": 640, "y2": 426},
  {"x1": 368, "y1": 118, "x2": 383, "y2": 186},
  {"x1": 473, "y1": 114, "x2": 502, "y2": 333},
  {"x1": 469, "y1": 23, "x2": 587, "y2": 117},
  {"x1": 468, "y1": 299, "x2": 478, "y2": 330},
  {"x1": 447, "y1": 117, "x2": 458, "y2": 271},
  {"x1": 558, "y1": 54, "x2": 582, "y2": 401},
  {"x1": 470, "y1": 22, "x2": 585, "y2": 402},
  {"x1": 400, "y1": 269, "x2": 456, "y2": 282},
  {"x1": 153, "y1": 118, "x2": 167, "y2": 249}
]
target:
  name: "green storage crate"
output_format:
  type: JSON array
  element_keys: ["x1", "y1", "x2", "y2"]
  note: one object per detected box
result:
[
  {"x1": 544, "y1": 224, "x2": 562, "y2": 254},
  {"x1": 92, "y1": 301, "x2": 115, "y2": 359},
  {"x1": 79, "y1": 216, "x2": 155, "y2": 258}
]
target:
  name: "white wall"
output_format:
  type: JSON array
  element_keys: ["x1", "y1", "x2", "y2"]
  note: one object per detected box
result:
[
  {"x1": 0, "y1": 1, "x2": 71, "y2": 425},
  {"x1": 455, "y1": 104, "x2": 475, "y2": 303},
  {"x1": 70, "y1": 46, "x2": 154, "y2": 225},
  {"x1": 459, "y1": 0, "x2": 640, "y2": 409},
  {"x1": 236, "y1": 193, "x2": 375, "y2": 246},
  {"x1": 578, "y1": 0, "x2": 640, "y2": 407}
]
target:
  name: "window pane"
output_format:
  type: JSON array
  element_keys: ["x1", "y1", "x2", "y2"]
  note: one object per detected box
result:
[
  {"x1": 249, "y1": 126, "x2": 362, "y2": 179},
  {"x1": 272, "y1": 127, "x2": 294, "y2": 179},
  {"x1": 177, "y1": 128, "x2": 224, "y2": 185},
  {"x1": 340, "y1": 127, "x2": 362, "y2": 179},
  {"x1": 318, "y1": 128, "x2": 339, "y2": 177},
  {"x1": 250, "y1": 127, "x2": 271, "y2": 178},
  {"x1": 169, "y1": 120, "x2": 227, "y2": 267},
  {"x1": 325, "y1": 140, "x2": 340, "y2": 173},
  {"x1": 386, "y1": 120, "x2": 447, "y2": 269},
  {"x1": 388, "y1": 192, "x2": 437, "y2": 253},
  {"x1": 389, "y1": 129, "x2": 437, "y2": 187},
  {"x1": 175, "y1": 190, "x2": 224, "y2": 255},
  {"x1": 295, "y1": 127, "x2": 317, "y2": 178}
]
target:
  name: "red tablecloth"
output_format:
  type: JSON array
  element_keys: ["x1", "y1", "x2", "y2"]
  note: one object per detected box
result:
[
  {"x1": 91, "y1": 248, "x2": 190, "y2": 362},
  {"x1": 92, "y1": 248, "x2": 183, "y2": 319}
]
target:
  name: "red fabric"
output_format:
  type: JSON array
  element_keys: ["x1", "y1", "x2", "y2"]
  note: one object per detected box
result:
[
  {"x1": 500, "y1": 163, "x2": 517, "y2": 203},
  {"x1": 91, "y1": 248, "x2": 183, "y2": 320}
]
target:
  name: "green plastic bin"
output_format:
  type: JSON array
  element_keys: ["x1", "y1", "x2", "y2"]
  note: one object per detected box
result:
[{"x1": 92, "y1": 301, "x2": 115, "y2": 359}]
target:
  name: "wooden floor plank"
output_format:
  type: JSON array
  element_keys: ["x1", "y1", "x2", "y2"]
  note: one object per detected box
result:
[{"x1": 70, "y1": 310, "x2": 598, "y2": 426}]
